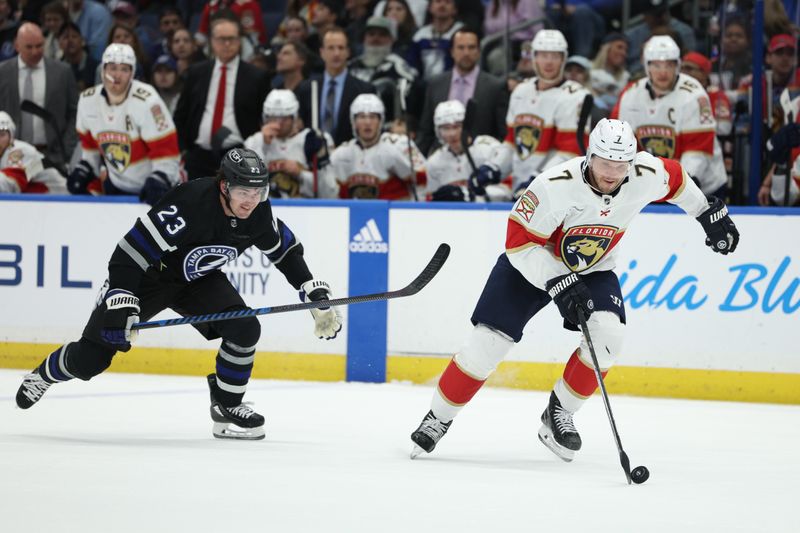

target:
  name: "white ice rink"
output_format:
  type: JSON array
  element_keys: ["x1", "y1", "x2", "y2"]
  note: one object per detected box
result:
[{"x1": 1, "y1": 369, "x2": 797, "y2": 532}]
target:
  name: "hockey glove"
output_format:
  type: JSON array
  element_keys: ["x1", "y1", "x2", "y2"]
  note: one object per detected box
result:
[
  {"x1": 546, "y1": 273, "x2": 594, "y2": 326},
  {"x1": 67, "y1": 160, "x2": 95, "y2": 195},
  {"x1": 100, "y1": 289, "x2": 140, "y2": 352},
  {"x1": 696, "y1": 197, "x2": 739, "y2": 255},
  {"x1": 469, "y1": 164, "x2": 501, "y2": 196},
  {"x1": 766, "y1": 123, "x2": 800, "y2": 164},
  {"x1": 304, "y1": 130, "x2": 330, "y2": 169},
  {"x1": 431, "y1": 183, "x2": 470, "y2": 202},
  {"x1": 300, "y1": 279, "x2": 343, "y2": 340},
  {"x1": 139, "y1": 171, "x2": 173, "y2": 206}
]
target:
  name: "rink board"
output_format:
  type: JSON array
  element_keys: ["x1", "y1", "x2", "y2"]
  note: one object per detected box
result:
[{"x1": 0, "y1": 196, "x2": 798, "y2": 403}]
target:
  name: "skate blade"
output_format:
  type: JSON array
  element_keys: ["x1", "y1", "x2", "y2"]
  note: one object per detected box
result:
[
  {"x1": 537, "y1": 426, "x2": 575, "y2": 462},
  {"x1": 213, "y1": 422, "x2": 265, "y2": 441},
  {"x1": 410, "y1": 445, "x2": 426, "y2": 459}
]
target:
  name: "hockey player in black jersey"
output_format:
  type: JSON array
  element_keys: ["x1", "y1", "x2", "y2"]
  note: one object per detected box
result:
[{"x1": 15, "y1": 147, "x2": 343, "y2": 440}]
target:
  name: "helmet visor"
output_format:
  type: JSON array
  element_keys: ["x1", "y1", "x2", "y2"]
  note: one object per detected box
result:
[{"x1": 228, "y1": 184, "x2": 268, "y2": 203}]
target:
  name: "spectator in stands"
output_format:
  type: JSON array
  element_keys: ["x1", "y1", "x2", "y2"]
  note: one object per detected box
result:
[
  {"x1": 287, "y1": 0, "x2": 314, "y2": 25},
  {"x1": 151, "y1": 54, "x2": 182, "y2": 114},
  {"x1": 564, "y1": 55, "x2": 592, "y2": 88},
  {"x1": 273, "y1": 41, "x2": 310, "y2": 91},
  {"x1": 506, "y1": 39, "x2": 534, "y2": 92},
  {"x1": 760, "y1": 120, "x2": 800, "y2": 205},
  {"x1": 173, "y1": 17, "x2": 271, "y2": 180},
  {"x1": 197, "y1": 0, "x2": 267, "y2": 48},
  {"x1": 590, "y1": 32, "x2": 630, "y2": 115},
  {"x1": 375, "y1": 0, "x2": 427, "y2": 29},
  {"x1": 0, "y1": 22, "x2": 78, "y2": 170},
  {"x1": 682, "y1": 52, "x2": 732, "y2": 137},
  {"x1": 41, "y1": 1, "x2": 68, "y2": 60},
  {"x1": 147, "y1": 6, "x2": 184, "y2": 60},
  {"x1": 740, "y1": 34, "x2": 800, "y2": 112},
  {"x1": 766, "y1": 0, "x2": 795, "y2": 39},
  {"x1": 344, "y1": 0, "x2": 372, "y2": 56},
  {"x1": 0, "y1": 0, "x2": 19, "y2": 62},
  {"x1": 58, "y1": 21, "x2": 97, "y2": 91},
  {"x1": 545, "y1": 1, "x2": 606, "y2": 59},
  {"x1": 0, "y1": 110, "x2": 68, "y2": 193},
  {"x1": 306, "y1": 0, "x2": 342, "y2": 54},
  {"x1": 96, "y1": 23, "x2": 148, "y2": 82},
  {"x1": 273, "y1": 15, "x2": 310, "y2": 47},
  {"x1": 625, "y1": 0, "x2": 695, "y2": 75},
  {"x1": 408, "y1": 0, "x2": 463, "y2": 82},
  {"x1": 382, "y1": 0, "x2": 417, "y2": 58},
  {"x1": 110, "y1": 1, "x2": 160, "y2": 58},
  {"x1": 68, "y1": 0, "x2": 112, "y2": 62},
  {"x1": 483, "y1": 0, "x2": 543, "y2": 76},
  {"x1": 170, "y1": 27, "x2": 205, "y2": 76},
  {"x1": 714, "y1": 15, "x2": 751, "y2": 92},
  {"x1": 295, "y1": 27, "x2": 376, "y2": 146},
  {"x1": 416, "y1": 28, "x2": 507, "y2": 156}
]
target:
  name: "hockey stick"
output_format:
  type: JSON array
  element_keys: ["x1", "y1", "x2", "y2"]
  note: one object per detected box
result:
[
  {"x1": 133, "y1": 243, "x2": 450, "y2": 330},
  {"x1": 311, "y1": 79, "x2": 319, "y2": 198},
  {"x1": 461, "y1": 98, "x2": 486, "y2": 202},
  {"x1": 20, "y1": 99, "x2": 68, "y2": 174},
  {"x1": 398, "y1": 78, "x2": 419, "y2": 201},
  {"x1": 786, "y1": 111, "x2": 793, "y2": 206},
  {"x1": 576, "y1": 94, "x2": 593, "y2": 156},
  {"x1": 210, "y1": 126, "x2": 232, "y2": 161}
]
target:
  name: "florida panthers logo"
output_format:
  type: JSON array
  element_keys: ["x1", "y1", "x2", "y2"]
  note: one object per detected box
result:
[
  {"x1": 560, "y1": 225, "x2": 618, "y2": 272},
  {"x1": 268, "y1": 160, "x2": 300, "y2": 197},
  {"x1": 514, "y1": 114, "x2": 544, "y2": 160},
  {"x1": 346, "y1": 173, "x2": 380, "y2": 199},
  {"x1": 636, "y1": 125, "x2": 675, "y2": 158},
  {"x1": 98, "y1": 131, "x2": 132, "y2": 172}
]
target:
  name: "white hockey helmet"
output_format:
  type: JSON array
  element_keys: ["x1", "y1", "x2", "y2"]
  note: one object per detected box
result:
[
  {"x1": 0, "y1": 111, "x2": 15, "y2": 137},
  {"x1": 531, "y1": 29, "x2": 568, "y2": 81},
  {"x1": 350, "y1": 93, "x2": 385, "y2": 135},
  {"x1": 643, "y1": 35, "x2": 681, "y2": 75},
  {"x1": 262, "y1": 89, "x2": 300, "y2": 119},
  {"x1": 102, "y1": 43, "x2": 137, "y2": 71},
  {"x1": 586, "y1": 118, "x2": 637, "y2": 166},
  {"x1": 434, "y1": 100, "x2": 466, "y2": 144}
]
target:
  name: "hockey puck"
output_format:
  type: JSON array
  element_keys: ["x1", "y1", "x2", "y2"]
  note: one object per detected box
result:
[{"x1": 631, "y1": 465, "x2": 650, "y2": 484}]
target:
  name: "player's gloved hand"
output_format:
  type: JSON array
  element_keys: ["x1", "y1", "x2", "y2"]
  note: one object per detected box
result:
[
  {"x1": 139, "y1": 171, "x2": 173, "y2": 206},
  {"x1": 304, "y1": 130, "x2": 330, "y2": 169},
  {"x1": 513, "y1": 177, "x2": 535, "y2": 199},
  {"x1": 546, "y1": 273, "x2": 594, "y2": 325},
  {"x1": 696, "y1": 196, "x2": 739, "y2": 254},
  {"x1": 67, "y1": 160, "x2": 95, "y2": 195},
  {"x1": 100, "y1": 289, "x2": 140, "y2": 352},
  {"x1": 766, "y1": 122, "x2": 800, "y2": 164},
  {"x1": 431, "y1": 183, "x2": 470, "y2": 202},
  {"x1": 300, "y1": 279, "x2": 343, "y2": 340},
  {"x1": 469, "y1": 163, "x2": 501, "y2": 196}
]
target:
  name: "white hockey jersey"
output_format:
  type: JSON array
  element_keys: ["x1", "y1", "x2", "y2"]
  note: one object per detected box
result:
[
  {"x1": 244, "y1": 127, "x2": 336, "y2": 198},
  {"x1": 76, "y1": 80, "x2": 181, "y2": 194},
  {"x1": 612, "y1": 73, "x2": 727, "y2": 194},
  {"x1": 330, "y1": 132, "x2": 426, "y2": 199},
  {"x1": 0, "y1": 139, "x2": 67, "y2": 194},
  {"x1": 426, "y1": 135, "x2": 510, "y2": 201},
  {"x1": 491, "y1": 78, "x2": 591, "y2": 189},
  {"x1": 505, "y1": 152, "x2": 709, "y2": 290}
]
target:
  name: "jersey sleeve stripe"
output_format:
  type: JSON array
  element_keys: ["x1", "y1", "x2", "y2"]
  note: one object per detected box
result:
[
  {"x1": 506, "y1": 217, "x2": 549, "y2": 252},
  {"x1": 143, "y1": 132, "x2": 180, "y2": 160},
  {"x1": 117, "y1": 238, "x2": 150, "y2": 271},
  {"x1": 140, "y1": 215, "x2": 177, "y2": 252},
  {"x1": 677, "y1": 130, "x2": 714, "y2": 155},
  {"x1": 657, "y1": 157, "x2": 687, "y2": 202},
  {"x1": 78, "y1": 130, "x2": 99, "y2": 150},
  {"x1": 128, "y1": 226, "x2": 162, "y2": 262}
]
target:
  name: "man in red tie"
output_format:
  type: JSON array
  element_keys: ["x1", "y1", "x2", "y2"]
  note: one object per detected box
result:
[{"x1": 173, "y1": 15, "x2": 271, "y2": 180}]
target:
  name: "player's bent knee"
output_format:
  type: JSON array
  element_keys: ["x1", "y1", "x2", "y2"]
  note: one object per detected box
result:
[
  {"x1": 67, "y1": 338, "x2": 117, "y2": 380},
  {"x1": 582, "y1": 311, "x2": 625, "y2": 369},
  {"x1": 219, "y1": 315, "x2": 261, "y2": 348},
  {"x1": 454, "y1": 324, "x2": 514, "y2": 380}
]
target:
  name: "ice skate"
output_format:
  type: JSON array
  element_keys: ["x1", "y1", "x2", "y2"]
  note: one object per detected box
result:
[
  {"x1": 16, "y1": 370, "x2": 52, "y2": 409},
  {"x1": 207, "y1": 374, "x2": 265, "y2": 440},
  {"x1": 538, "y1": 391, "x2": 582, "y2": 462},
  {"x1": 410, "y1": 410, "x2": 452, "y2": 459}
]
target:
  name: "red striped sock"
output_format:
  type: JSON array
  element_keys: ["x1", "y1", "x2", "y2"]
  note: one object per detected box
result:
[
  {"x1": 562, "y1": 350, "x2": 607, "y2": 398},
  {"x1": 437, "y1": 358, "x2": 486, "y2": 406}
]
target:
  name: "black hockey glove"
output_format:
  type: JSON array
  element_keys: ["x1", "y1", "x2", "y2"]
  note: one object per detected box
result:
[
  {"x1": 431, "y1": 183, "x2": 470, "y2": 202},
  {"x1": 766, "y1": 122, "x2": 800, "y2": 164},
  {"x1": 300, "y1": 280, "x2": 343, "y2": 340},
  {"x1": 139, "y1": 171, "x2": 173, "y2": 206},
  {"x1": 67, "y1": 160, "x2": 95, "y2": 195},
  {"x1": 100, "y1": 289, "x2": 140, "y2": 352},
  {"x1": 696, "y1": 197, "x2": 739, "y2": 255},
  {"x1": 469, "y1": 163, "x2": 501, "y2": 196},
  {"x1": 304, "y1": 130, "x2": 330, "y2": 169},
  {"x1": 546, "y1": 273, "x2": 594, "y2": 326}
]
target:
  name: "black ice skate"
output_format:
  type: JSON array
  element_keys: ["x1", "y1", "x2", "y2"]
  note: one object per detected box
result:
[
  {"x1": 538, "y1": 391, "x2": 582, "y2": 462},
  {"x1": 207, "y1": 374, "x2": 265, "y2": 440},
  {"x1": 410, "y1": 410, "x2": 452, "y2": 459},
  {"x1": 16, "y1": 370, "x2": 52, "y2": 409}
]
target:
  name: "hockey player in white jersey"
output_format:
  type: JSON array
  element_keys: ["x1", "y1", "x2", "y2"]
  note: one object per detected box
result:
[
  {"x1": 330, "y1": 94, "x2": 425, "y2": 200},
  {"x1": 611, "y1": 36, "x2": 727, "y2": 197},
  {"x1": 69, "y1": 43, "x2": 181, "y2": 205},
  {"x1": 0, "y1": 111, "x2": 67, "y2": 194},
  {"x1": 471, "y1": 30, "x2": 591, "y2": 197},
  {"x1": 425, "y1": 100, "x2": 510, "y2": 202},
  {"x1": 243, "y1": 89, "x2": 335, "y2": 198},
  {"x1": 410, "y1": 119, "x2": 739, "y2": 461}
]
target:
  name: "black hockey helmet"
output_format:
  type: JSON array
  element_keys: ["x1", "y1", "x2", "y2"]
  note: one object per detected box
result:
[{"x1": 220, "y1": 147, "x2": 269, "y2": 188}]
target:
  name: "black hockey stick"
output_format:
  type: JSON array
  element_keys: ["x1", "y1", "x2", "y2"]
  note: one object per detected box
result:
[
  {"x1": 133, "y1": 243, "x2": 450, "y2": 330},
  {"x1": 576, "y1": 94, "x2": 593, "y2": 156},
  {"x1": 398, "y1": 78, "x2": 419, "y2": 201},
  {"x1": 20, "y1": 99, "x2": 68, "y2": 173},
  {"x1": 785, "y1": 111, "x2": 794, "y2": 206},
  {"x1": 576, "y1": 308, "x2": 648, "y2": 485}
]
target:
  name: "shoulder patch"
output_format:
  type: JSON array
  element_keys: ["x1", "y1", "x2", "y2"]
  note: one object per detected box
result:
[{"x1": 81, "y1": 86, "x2": 97, "y2": 98}]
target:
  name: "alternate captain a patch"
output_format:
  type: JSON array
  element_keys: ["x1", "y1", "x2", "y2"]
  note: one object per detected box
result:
[{"x1": 560, "y1": 225, "x2": 619, "y2": 272}]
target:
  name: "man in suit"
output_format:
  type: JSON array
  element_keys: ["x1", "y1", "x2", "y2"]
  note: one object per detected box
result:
[
  {"x1": 173, "y1": 16, "x2": 271, "y2": 180},
  {"x1": 0, "y1": 22, "x2": 79, "y2": 170},
  {"x1": 416, "y1": 29, "x2": 508, "y2": 156},
  {"x1": 295, "y1": 27, "x2": 375, "y2": 147}
]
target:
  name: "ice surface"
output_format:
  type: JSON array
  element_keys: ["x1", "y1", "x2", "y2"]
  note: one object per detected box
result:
[{"x1": 1, "y1": 370, "x2": 796, "y2": 532}]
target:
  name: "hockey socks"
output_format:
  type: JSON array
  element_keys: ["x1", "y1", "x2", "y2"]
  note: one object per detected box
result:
[
  {"x1": 432, "y1": 358, "x2": 486, "y2": 421},
  {"x1": 214, "y1": 340, "x2": 256, "y2": 407},
  {"x1": 37, "y1": 344, "x2": 77, "y2": 384},
  {"x1": 554, "y1": 349, "x2": 608, "y2": 413}
]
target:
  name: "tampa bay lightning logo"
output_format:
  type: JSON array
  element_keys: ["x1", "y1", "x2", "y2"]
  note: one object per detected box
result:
[{"x1": 183, "y1": 245, "x2": 238, "y2": 281}]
